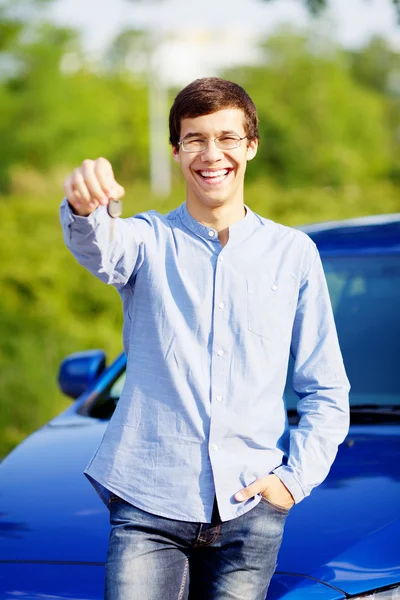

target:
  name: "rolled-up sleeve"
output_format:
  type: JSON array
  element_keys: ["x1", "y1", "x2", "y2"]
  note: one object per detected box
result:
[{"x1": 273, "y1": 242, "x2": 350, "y2": 503}]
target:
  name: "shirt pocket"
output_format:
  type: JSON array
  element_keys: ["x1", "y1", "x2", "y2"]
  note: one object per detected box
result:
[{"x1": 247, "y1": 276, "x2": 298, "y2": 342}]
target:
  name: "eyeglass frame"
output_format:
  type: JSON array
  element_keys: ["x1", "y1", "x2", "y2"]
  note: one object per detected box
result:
[{"x1": 177, "y1": 134, "x2": 248, "y2": 153}]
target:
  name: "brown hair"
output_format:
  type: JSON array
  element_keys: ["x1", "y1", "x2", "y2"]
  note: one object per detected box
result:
[{"x1": 169, "y1": 77, "x2": 259, "y2": 150}]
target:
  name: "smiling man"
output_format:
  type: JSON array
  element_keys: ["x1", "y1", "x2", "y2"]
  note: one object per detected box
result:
[
  {"x1": 171, "y1": 107, "x2": 257, "y2": 247},
  {"x1": 60, "y1": 77, "x2": 350, "y2": 600}
]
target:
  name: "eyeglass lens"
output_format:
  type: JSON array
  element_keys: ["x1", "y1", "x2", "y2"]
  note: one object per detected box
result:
[{"x1": 182, "y1": 135, "x2": 243, "y2": 152}]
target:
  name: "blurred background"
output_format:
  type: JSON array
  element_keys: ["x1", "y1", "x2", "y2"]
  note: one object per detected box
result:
[{"x1": 0, "y1": 0, "x2": 399, "y2": 457}]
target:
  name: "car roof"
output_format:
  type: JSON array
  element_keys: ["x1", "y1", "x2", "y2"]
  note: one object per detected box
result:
[{"x1": 300, "y1": 213, "x2": 400, "y2": 255}]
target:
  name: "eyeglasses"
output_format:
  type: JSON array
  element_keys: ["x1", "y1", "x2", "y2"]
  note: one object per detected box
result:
[{"x1": 178, "y1": 135, "x2": 247, "y2": 153}]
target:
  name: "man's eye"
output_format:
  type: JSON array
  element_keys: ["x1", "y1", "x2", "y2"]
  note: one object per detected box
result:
[
  {"x1": 187, "y1": 139, "x2": 204, "y2": 145},
  {"x1": 219, "y1": 136, "x2": 238, "y2": 141}
]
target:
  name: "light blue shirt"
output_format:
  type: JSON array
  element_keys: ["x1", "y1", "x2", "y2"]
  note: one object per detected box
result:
[{"x1": 60, "y1": 199, "x2": 350, "y2": 523}]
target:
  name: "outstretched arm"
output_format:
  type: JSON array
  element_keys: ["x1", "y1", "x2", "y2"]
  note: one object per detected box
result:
[{"x1": 60, "y1": 157, "x2": 151, "y2": 289}]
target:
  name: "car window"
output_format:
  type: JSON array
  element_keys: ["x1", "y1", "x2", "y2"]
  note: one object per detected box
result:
[{"x1": 285, "y1": 254, "x2": 400, "y2": 410}]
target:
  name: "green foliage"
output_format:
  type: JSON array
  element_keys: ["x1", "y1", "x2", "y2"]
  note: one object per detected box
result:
[
  {"x1": 0, "y1": 9, "x2": 399, "y2": 457},
  {"x1": 347, "y1": 36, "x2": 400, "y2": 182},
  {"x1": 0, "y1": 17, "x2": 398, "y2": 191},
  {"x1": 0, "y1": 20, "x2": 149, "y2": 191},
  {"x1": 225, "y1": 31, "x2": 394, "y2": 186}
]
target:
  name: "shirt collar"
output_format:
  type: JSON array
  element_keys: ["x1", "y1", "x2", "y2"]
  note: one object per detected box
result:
[{"x1": 176, "y1": 202, "x2": 256, "y2": 248}]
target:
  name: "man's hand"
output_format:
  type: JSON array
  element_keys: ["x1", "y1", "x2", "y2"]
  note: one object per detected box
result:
[
  {"x1": 234, "y1": 474, "x2": 295, "y2": 510},
  {"x1": 63, "y1": 157, "x2": 125, "y2": 217}
]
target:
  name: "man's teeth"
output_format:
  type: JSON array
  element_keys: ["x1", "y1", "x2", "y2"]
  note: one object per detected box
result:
[{"x1": 199, "y1": 169, "x2": 229, "y2": 178}]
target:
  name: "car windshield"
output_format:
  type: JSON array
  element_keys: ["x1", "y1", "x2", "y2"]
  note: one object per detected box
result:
[{"x1": 100, "y1": 253, "x2": 400, "y2": 418}]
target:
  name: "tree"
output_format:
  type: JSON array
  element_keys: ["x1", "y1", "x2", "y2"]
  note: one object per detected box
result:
[
  {"x1": 0, "y1": 13, "x2": 150, "y2": 191},
  {"x1": 347, "y1": 36, "x2": 400, "y2": 181},
  {"x1": 224, "y1": 30, "x2": 392, "y2": 187}
]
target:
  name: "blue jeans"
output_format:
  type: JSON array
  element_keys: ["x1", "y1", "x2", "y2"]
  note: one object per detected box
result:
[{"x1": 105, "y1": 495, "x2": 288, "y2": 600}]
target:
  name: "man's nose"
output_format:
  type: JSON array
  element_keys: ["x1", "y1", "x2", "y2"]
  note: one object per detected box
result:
[{"x1": 200, "y1": 140, "x2": 223, "y2": 162}]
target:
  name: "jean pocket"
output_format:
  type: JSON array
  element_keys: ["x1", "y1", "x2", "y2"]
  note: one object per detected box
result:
[
  {"x1": 259, "y1": 496, "x2": 290, "y2": 515},
  {"x1": 247, "y1": 276, "x2": 297, "y2": 341}
]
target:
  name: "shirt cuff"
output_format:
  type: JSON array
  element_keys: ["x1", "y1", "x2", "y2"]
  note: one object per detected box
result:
[
  {"x1": 272, "y1": 465, "x2": 305, "y2": 504},
  {"x1": 60, "y1": 197, "x2": 105, "y2": 238}
]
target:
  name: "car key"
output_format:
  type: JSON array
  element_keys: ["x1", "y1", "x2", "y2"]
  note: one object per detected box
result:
[{"x1": 107, "y1": 198, "x2": 123, "y2": 242}]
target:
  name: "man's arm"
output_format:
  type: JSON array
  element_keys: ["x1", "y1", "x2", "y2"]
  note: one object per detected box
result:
[
  {"x1": 60, "y1": 157, "x2": 151, "y2": 288},
  {"x1": 273, "y1": 242, "x2": 350, "y2": 502},
  {"x1": 235, "y1": 240, "x2": 350, "y2": 508}
]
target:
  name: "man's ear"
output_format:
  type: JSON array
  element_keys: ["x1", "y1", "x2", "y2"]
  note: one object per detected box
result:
[
  {"x1": 172, "y1": 145, "x2": 181, "y2": 163},
  {"x1": 246, "y1": 138, "x2": 258, "y2": 162}
]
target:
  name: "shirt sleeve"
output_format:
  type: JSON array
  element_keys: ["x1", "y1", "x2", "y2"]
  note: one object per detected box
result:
[
  {"x1": 273, "y1": 240, "x2": 350, "y2": 503},
  {"x1": 59, "y1": 198, "x2": 153, "y2": 289}
]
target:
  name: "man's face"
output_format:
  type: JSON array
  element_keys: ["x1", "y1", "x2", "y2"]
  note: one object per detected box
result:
[{"x1": 172, "y1": 108, "x2": 258, "y2": 211}]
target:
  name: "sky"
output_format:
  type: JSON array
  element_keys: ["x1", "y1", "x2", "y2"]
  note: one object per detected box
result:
[{"x1": 47, "y1": 0, "x2": 400, "y2": 85}]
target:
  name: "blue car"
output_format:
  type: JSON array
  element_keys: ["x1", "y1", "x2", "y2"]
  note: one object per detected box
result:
[{"x1": 1, "y1": 213, "x2": 399, "y2": 599}]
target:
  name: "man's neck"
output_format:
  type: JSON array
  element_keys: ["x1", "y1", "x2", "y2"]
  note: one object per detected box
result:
[{"x1": 186, "y1": 198, "x2": 246, "y2": 248}]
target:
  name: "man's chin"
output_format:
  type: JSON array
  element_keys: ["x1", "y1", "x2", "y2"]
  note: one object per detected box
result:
[
  {"x1": 198, "y1": 183, "x2": 232, "y2": 203},
  {"x1": 196, "y1": 192, "x2": 230, "y2": 208}
]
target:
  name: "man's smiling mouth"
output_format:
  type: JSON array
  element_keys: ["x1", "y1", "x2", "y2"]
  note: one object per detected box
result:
[{"x1": 196, "y1": 168, "x2": 232, "y2": 184}]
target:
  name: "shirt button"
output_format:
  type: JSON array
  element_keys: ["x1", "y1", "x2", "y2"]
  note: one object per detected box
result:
[
  {"x1": 271, "y1": 284, "x2": 278, "y2": 291},
  {"x1": 211, "y1": 444, "x2": 218, "y2": 451},
  {"x1": 208, "y1": 230, "x2": 215, "y2": 237},
  {"x1": 216, "y1": 395, "x2": 223, "y2": 402},
  {"x1": 218, "y1": 302, "x2": 224, "y2": 309},
  {"x1": 217, "y1": 350, "x2": 224, "y2": 356},
  {"x1": 218, "y1": 256, "x2": 224, "y2": 262}
]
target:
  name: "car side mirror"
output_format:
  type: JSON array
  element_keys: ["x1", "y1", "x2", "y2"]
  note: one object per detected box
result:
[{"x1": 58, "y1": 350, "x2": 106, "y2": 399}]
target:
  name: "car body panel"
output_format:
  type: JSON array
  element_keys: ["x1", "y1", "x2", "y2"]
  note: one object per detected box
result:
[
  {"x1": 278, "y1": 428, "x2": 400, "y2": 586},
  {"x1": 312, "y1": 518, "x2": 400, "y2": 595},
  {"x1": 301, "y1": 213, "x2": 400, "y2": 255},
  {"x1": 0, "y1": 419, "x2": 399, "y2": 595},
  {"x1": 0, "y1": 564, "x2": 346, "y2": 600},
  {"x1": 0, "y1": 563, "x2": 104, "y2": 600},
  {"x1": 0, "y1": 422, "x2": 108, "y2": 564},
  {"x1": 267, "y1": 575, "x2": 345, "y2": 599}
]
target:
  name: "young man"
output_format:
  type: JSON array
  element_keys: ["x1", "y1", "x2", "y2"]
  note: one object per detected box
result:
[{"x1": 61, "y1": 77, "x2": 349, "y2": 600}]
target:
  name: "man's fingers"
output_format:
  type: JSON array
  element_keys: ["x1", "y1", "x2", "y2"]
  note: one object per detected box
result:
[
  {"x1": 114, "y1": 182, "x2": 126, "y2": 198},
  {"x1": 64, "y1": 174, "x2": 89, "y2": 209},
  {"x1": 64, "y1": 172, "x2": 99, "y2": 216},
  {"x1": 94, "y1": 159, "x2": 126, "y2": 200},
  {"x1": 81, "y1": 159, "x2": 109, "y2": 205},
  {"x1": 70, "y1": 170, "x2": 91, "y2": 203},
  {"x1": 234, "y1": 477, "x2": 268, "y2": 502},
  {"x1": 235, "y1": 475, "x2": 295, "y2": 509},
  {"x1": 94, "y1": 157, "x2": 116, "y2": 197},
  {"x1": 63, "y1": 176, "x2": 75, "y2": 204},
  {"x1": 63, "y1": 158, "x2": 122, "y2": 216}
]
